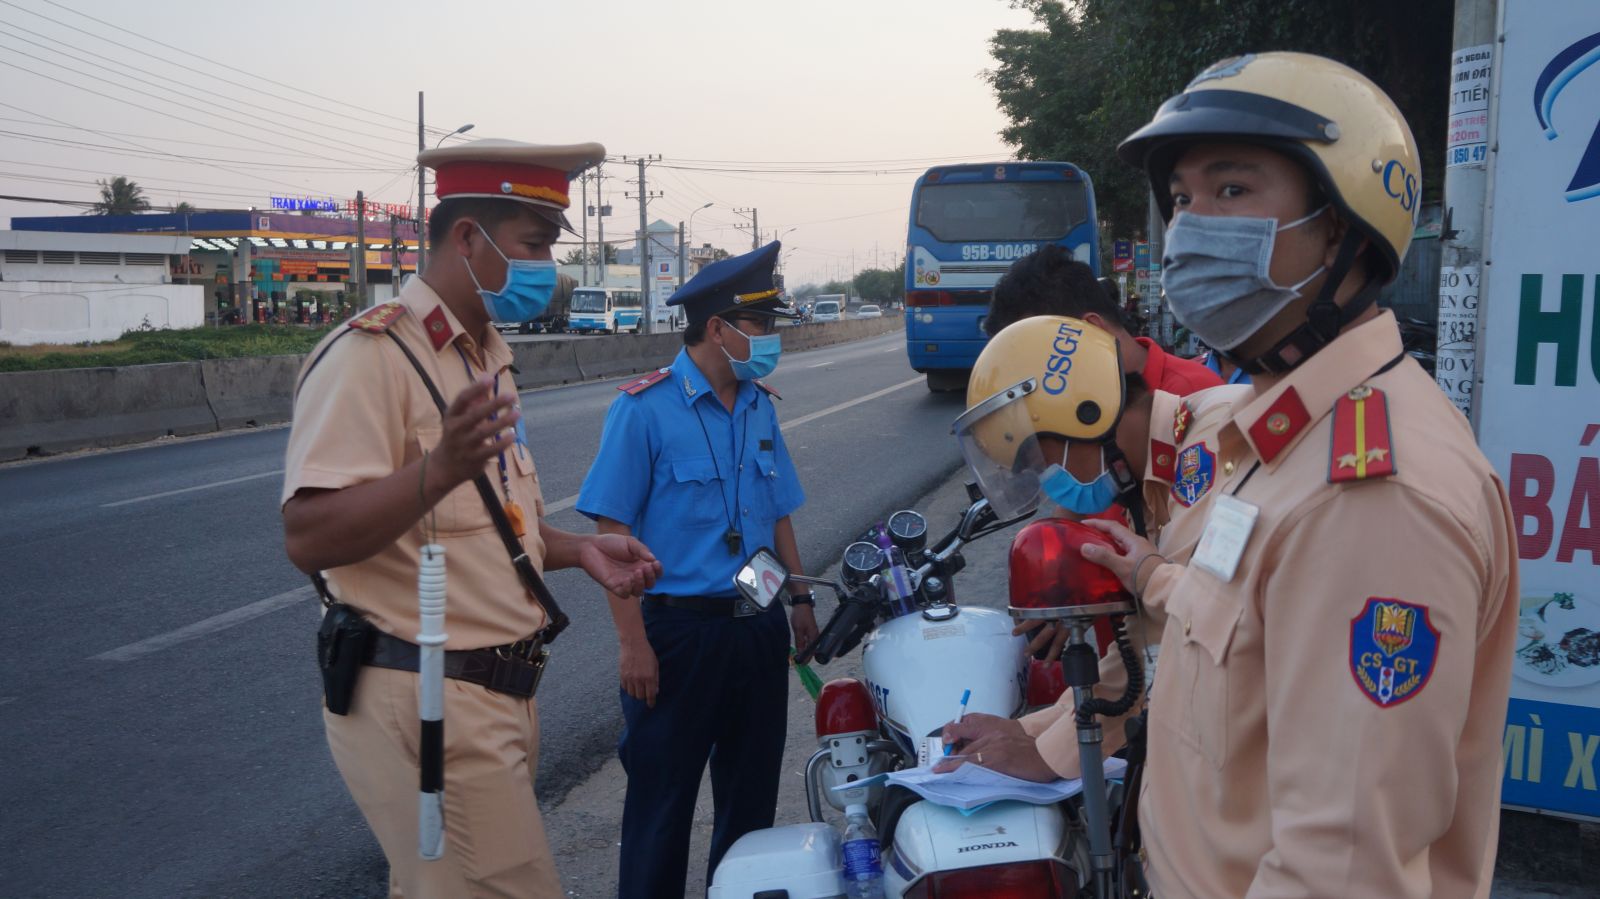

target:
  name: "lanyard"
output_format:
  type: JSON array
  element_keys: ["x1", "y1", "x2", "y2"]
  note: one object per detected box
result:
[
  {"x1": 454, "y1": 345, "x2": 517, "y2": 509},
  {"x1": 692, "y1": 391, "x2": 753, "y2": 556}
]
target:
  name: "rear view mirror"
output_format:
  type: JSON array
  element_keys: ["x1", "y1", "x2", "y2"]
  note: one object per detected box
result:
[{"x1": 734, "y1": 548, "x2": 789, "y2": 610}]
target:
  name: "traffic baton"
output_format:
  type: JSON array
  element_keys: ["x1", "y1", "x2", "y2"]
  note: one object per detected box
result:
[{"x1": 417, "y1": 543, "x2": 448, "y2": 860}]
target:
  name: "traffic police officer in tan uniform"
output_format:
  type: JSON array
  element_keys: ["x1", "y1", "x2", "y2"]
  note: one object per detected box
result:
[
  {"x1": 1078, "y1": 53, "x2": 1519, "y2": 898},
  {"x1": 282, "y1": 138, "x2": 662, "y2": 897}
]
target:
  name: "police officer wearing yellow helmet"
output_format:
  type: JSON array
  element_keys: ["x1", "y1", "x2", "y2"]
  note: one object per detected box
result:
[{"x1": 1071, "y1": 52, "x2": 1518, "y2": 898}]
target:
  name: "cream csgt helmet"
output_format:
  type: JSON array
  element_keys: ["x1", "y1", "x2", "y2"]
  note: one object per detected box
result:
[
  {"x1": 952, "y1": 315, "x2": 1134, "y2": 522},
  {"x1": 1118, "y1": 52, "x2": 1422, "y2": 374}
]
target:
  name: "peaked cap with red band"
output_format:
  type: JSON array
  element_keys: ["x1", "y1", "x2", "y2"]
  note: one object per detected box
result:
[{"x1": 417, "y1": 138, "x2": 605, "y2": 232}]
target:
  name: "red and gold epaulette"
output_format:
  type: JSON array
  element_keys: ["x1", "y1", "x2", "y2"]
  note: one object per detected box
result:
[
  {"x1": 753, "y1": 380, "x2": 782, "y2": 400},
  {"x1": 347, "y1": 301, "x2": 406, "y2": 334},
  {"x1": 619, "y1": 368, "x2": 671, "y2": 395},
  {"x1": 1329, "y1": 385, "x2": 1397, "y2": 483}
]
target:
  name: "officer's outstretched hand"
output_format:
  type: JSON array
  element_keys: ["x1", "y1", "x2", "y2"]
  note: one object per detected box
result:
[
  {"x1": 1079, "y1": 518, "x2": 1161, "y2": 595},
  {"x1": 579, "y1": 534, "x2": 663, "y2": 599},
  {"x1": 934, "y1": 713, "x2": 1058, "y2": 782},
  {"x1": 433, "y1": 378, "x2": 520, "y2": 491}
]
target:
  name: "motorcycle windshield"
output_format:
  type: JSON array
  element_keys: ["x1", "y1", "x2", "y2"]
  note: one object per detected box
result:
[{"x1": 952, "y1": 380, "x2": 1047, "y2": 520}]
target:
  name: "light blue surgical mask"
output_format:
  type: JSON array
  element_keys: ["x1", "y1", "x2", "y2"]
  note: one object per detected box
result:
[
  {"x1": 721, "y1": 321, "x2": 783, "y2": 380},
  {"x1": 464, "y1": 223, "x2": 558, "y2": 323},
  {"x1": 1040, "y1": 451, "x2": 1120, "y2": 516},
  {"x1": 1160, "y1": 206, "x2": 1328, "y2": 350}
]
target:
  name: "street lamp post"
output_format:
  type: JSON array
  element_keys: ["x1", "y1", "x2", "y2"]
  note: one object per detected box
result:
[
  {"x1": 416, "y1": 122, "x2": 475, "y2": 275},
  {"x1": 687, "y1": 202, "x2": 714, "y2": 246}
]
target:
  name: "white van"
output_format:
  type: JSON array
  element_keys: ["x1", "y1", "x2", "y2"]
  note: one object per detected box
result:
[{"x1": 812, "y1": 297, "x2": 843, "y2": 322}]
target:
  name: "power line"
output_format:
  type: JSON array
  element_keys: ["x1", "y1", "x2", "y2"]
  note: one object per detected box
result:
[
  {"x1": 14, "y1": 0, "x2": 446, "y2": 139},
  {"x1": 0, "y1": 23, "x2": 425, "y2": 158},
  {"x1": 0, "y1": 47, "x2": 409, "y2": 168},
  {"x1": 0, "y1": 129, "x2": 412, "y2": 174}
]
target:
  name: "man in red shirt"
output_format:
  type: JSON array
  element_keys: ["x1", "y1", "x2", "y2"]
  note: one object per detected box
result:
[{"x1": 985, "y1": 245, "x2": 1223, "y2": 396}]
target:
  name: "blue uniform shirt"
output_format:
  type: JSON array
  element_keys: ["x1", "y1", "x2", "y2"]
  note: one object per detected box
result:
[
  {"x1": 577, "y1": 348, "x2": 805, "y2": 597},
  {"x1": 1202, "y1": 350, "x2": 1252, "y2": 385}
]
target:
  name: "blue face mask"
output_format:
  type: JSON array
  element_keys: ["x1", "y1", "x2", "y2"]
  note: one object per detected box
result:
[
  {"x1": 464, "y1": 223, "x2": 557, "y2": 322},
  {"x1": 1040, "y1": 454, "x2": 1120, "y2": 515},
  {"x1": 721, "y1": 321, "x2": 783, "y2": 381}
]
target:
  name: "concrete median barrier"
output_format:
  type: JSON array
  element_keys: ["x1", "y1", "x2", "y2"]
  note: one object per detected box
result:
[
  {"x1": 199, "y1": 355, "x2": 301, "y2": 431},
  {"x1": 0, "y1": 362, "x2": 217, "y2": 461},
  {"x1": 0, "y1": 317, "x2": 908, "y2": 460}
]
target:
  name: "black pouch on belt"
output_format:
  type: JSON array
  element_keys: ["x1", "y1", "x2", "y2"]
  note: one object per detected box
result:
[{"x1": 317, "y1": 602, "x2": 375, "y2": 715}]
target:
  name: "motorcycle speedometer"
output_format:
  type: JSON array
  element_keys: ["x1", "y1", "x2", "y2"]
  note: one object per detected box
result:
[
  {"x1": 841, "y1": 541, "x2": 884, "y2": 585},
  {"x1": 887, "y1": 510, "x2": 928, "y2": 552}
]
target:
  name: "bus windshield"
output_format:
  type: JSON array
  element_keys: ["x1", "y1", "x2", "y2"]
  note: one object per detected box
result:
[
  {"x1": 571, "y1": 290, "x2": 607, "y2": 312},
  {"x1": 914, "y1": 181, "x2": 1088, "y2": 243}
]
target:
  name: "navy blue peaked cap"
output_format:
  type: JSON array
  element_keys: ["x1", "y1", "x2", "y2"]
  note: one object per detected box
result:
[{"x1": 667, "y1": 241, "x2": 798, "y2": 327}]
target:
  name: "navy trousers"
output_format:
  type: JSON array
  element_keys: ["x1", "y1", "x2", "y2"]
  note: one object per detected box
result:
[{"x1": 616, "y1": 599, "x2": 790, "y2": 899}]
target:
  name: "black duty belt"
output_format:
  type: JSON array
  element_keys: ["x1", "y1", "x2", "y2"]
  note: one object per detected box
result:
[
  {"x1": 363, "y1": 629, "x2": 550, "y2": 698},
  {"x1": 645, "y1": 593, "x2": 765, "y2": 619}
]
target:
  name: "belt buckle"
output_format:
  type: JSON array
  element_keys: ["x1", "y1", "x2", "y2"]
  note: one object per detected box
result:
[{"x1": 732, "y1": 597, "x2": 759, "y2": 618}]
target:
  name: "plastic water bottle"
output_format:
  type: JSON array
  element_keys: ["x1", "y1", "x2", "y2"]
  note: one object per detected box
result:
[
  {"x1": 840, "y1": 803, "x2": 885, "y2": 898},
  {"x1": 875, "y1": 529, "x2": 915, "y2": 617}
]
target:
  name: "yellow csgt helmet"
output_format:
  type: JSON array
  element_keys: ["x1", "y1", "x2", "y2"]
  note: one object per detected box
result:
[
  {"x1": 1118, "y1": 52, "x2": 1419, "y2": 285},
  {"x1": 951, "y1": 316, "x2": 1123, "y2": 519}
]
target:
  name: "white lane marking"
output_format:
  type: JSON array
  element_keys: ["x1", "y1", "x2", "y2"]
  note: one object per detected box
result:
[
  {"x1": 101, "y1": 470, "x2": 283, "y2": 508},
  {"x1": 780, "y1": 375, "x2": 923, "y2": 432},
  {"x1": 90, "y1": 585, "x2": 315, "y2": 663},
  {"x1": 0, "y1": 697, "x2": 16, "y2": 706},
  {"x1": 809, "y1": 361, "x2": 834, "y2": 368},
  {"x1": 541, "y1": 373, "x2": 925, "y2": 517}
]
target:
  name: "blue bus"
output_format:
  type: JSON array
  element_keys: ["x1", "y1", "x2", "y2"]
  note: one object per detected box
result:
[
  {"x1": 568, "y1": 287, "x2": 643, "y2": 334},
  {"x1": 904, "y1": 162, "x2": 1101, "y2": 390}
]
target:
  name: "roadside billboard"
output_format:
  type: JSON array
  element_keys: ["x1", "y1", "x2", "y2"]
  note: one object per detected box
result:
[{"x1": 1476, "y1": 0, "x2": 1600, "y2": 821}]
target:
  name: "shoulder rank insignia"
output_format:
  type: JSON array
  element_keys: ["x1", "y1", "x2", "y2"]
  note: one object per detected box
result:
[
  {"x1": 1173, "y1": 401, "x2": 1193, "y2": 445},
  {"x1": 1170, "y1": 442, "x2": 1215, "y2": 508},
  {"x1": 753, "y1": 379, "x2": 782, "y2": 400},
  {"x1": 347, "y1": 301, "x2": 405, "y2": 334},
  {"x1": 1349, "y1": 597, "x2": 1438, "y2": 707},
  {"x1": 1329, "y1": 385, "x2": 1397, "y2": 483},
  {"x1": 619, "y1": 368, "x2": 671, "y2": 396}
]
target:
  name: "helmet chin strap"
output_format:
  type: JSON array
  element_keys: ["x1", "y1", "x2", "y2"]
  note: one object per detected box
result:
[
  {"x1": 1223, "y1": 230, "x2": 1376, "y2": 376},
  {"x1": 1101, "y1": 439, "x2": 1148, "y2": 539}
]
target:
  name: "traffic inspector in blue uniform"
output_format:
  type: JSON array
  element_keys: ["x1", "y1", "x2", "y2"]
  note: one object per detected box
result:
[{"x1": 576, "y1": 240, "x2": 817, "y2": 898}]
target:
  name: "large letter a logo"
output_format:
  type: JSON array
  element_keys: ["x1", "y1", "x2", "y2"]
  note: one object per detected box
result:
[{"x1": 1535, "y1": 32, "x2": 1600, "y2": 202}]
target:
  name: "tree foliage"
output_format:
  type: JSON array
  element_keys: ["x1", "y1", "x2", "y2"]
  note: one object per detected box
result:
[
  {"x1": 559, "y1": 244, "x2": 619, "y2": 266},
  {"x1": 986, "y1": 0, "x2": 1452, "y2": 244},
  {"x1": 853, "y1": 263, "x2": 907, "y2": 302},
  {"x1": 91, "y1": 176, "x2": 151, "y2": 216}
]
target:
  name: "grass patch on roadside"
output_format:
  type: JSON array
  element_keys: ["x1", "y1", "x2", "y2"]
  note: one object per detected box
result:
[{"x1": 0, "y1": 325, "x2": 334, "y2": 372}]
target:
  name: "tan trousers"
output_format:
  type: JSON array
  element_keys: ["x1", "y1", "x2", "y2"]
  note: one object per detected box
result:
[{"x1": 324, "y1": 665, "x2": 561, "y2": 898}]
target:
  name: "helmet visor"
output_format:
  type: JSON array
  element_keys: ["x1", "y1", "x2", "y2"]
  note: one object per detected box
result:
[{"x1": 952, "y1": 379, "x2": 1050, "y2": 520}]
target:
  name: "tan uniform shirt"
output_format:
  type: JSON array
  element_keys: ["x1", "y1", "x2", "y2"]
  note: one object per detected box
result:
[
  {"x1": 1137, "y1": 311, "x2": 1518, "y2": 899},
  {"x1": 282, "y1": 278, "x2": 549, "y2": 649},
  {"x1": 1024, "y1": 385, "x2": 1252, "y2": 772}
]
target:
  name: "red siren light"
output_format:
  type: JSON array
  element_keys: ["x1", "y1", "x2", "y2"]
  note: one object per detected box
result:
[
  {"x1": 815, "y1": 678, "x2": 876, "y2": 739},
  {"x1": 1008, "y1": 518, "x2": 1134, "y2": 619}
]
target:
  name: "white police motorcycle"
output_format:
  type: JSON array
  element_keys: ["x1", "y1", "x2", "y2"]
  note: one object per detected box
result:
[{"x1": 709, "y1": 494, "x2": 1128, "y2": 898}]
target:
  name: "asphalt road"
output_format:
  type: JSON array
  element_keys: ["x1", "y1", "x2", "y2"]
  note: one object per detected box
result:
[{"x1": 0, "y1": 331, "x2": 966, "y2": 898}]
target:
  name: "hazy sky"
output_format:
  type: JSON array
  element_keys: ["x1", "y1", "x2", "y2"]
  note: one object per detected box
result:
[{"x1": 0, "y1": 0, "x2": 1037, "y2": 288}]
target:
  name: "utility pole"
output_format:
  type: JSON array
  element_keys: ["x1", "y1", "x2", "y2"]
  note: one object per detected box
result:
[
  {"x1": 417, "y1": 91, "x2": 427, "y2": 275},
  {"x1": 596, "y1": 163, "x2": 607, "y2": 288},
  {"x1": 677, "y1": 221, "x2": 687, "y2": 299},
  {"x1": 1438, "y1": 0, "x2": 1498, "y2": 423},
  {"x1": 355, "y1": 190, "x2": 368, "y2": 308},
  {"x1": 625, "y1": 156, "x2": 663, "y2": 334},
  {"x1": 733, "y1": 207, "x2": 760, "y2": 250},
  {"x1": 390, "y1": 214, "x2": 402, "y2": 293},
  {"x1": 580, "y1": 172, "x2": 590, "y2": 287}
]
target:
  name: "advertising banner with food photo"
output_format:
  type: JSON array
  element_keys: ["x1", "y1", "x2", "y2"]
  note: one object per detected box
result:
[{"x1": 1476, "y1": 0, "x2": 1600, "y2": 820}]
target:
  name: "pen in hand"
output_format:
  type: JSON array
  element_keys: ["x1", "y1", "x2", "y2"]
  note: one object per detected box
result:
[{"x1": 943, "y1": 688, "x2": 972, "y2": 756}]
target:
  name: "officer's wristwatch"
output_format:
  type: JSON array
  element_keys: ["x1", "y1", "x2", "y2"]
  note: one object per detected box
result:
[{"x1": 788, "y1": 592, "x2": 816, "y2": 608}]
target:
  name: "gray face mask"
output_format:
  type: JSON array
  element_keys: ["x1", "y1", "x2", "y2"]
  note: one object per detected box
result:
[{"x1": 1159, "y1": 206, "x2": 1328, "y2": 351}]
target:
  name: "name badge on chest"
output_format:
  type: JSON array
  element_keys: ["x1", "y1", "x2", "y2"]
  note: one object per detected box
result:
[{"x1": 1191, "y1": 493, "x2": 1259, "y2": 583}]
